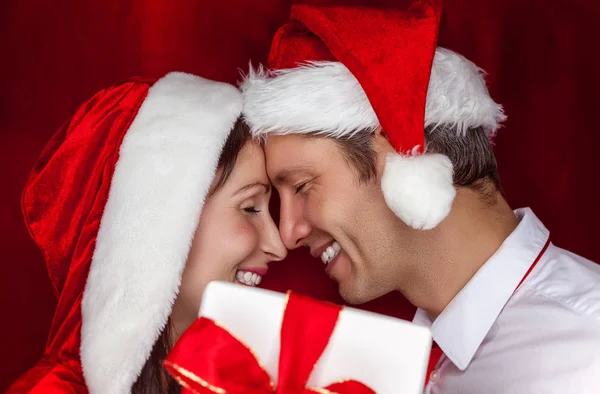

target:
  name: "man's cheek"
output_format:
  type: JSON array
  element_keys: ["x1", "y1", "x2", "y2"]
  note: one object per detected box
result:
[
  {"x1": 309, "y1": 199, "x2": 337, "y2": 230},
  {"x1": 301, "y1": 196, "x2": 322, "y2": 227}
]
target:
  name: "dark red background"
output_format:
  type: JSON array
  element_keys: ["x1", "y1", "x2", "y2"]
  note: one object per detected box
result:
[{"x1": 1, "y1": 0, "x2": 598, "y2": 390}]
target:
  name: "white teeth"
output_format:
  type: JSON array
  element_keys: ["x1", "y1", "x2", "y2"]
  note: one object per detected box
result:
[
  {"x1": 321, "y1": 241, "x2": 342, "y2": 265},
  {"x1": 326, "y1": 246, "x2": 335, "y2": 259},
  {"x1": 333, "y1": 241, "x2": 341, "y2": 253},
  {"x1": 236, "y1": 270, "x2": 262, "y2": 286}
]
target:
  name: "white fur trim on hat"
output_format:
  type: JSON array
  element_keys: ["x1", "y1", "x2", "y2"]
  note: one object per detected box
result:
[
  {"x1": 381, "y1": 151, "x2": 456, "y2": 230},
  {"x1": 80, "y1": 72, "x2": 243, "y2": 394},
  {"x1": 242, "y1": 61, "x2": 379, "y2": 138},
  {"x1": 241, "y1": 48, "x2": 506, "y2": 138}
]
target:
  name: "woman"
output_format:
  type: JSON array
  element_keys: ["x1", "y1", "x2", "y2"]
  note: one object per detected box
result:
[{"x1": 8, "y1": 72, "x2": 286, "y2": 394}]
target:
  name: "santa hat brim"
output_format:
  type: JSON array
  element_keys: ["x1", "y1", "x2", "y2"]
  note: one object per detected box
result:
[
  {"x1": 242, "y1": 48, "x2": 505, "y2": 139},
  {"x1": 80, "y1": 73, "x2": 242, "y2": 394}
]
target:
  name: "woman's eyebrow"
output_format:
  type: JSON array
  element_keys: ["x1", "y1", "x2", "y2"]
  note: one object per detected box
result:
[{"x1": 232, "y1": 182, "x2": 270, "y2": 196}]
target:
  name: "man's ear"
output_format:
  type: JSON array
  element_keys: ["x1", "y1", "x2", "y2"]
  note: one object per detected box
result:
[{"x1": 373, "y1": 126, "x2": 396, "y2": 177}]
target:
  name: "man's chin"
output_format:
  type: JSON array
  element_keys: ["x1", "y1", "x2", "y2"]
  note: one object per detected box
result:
[
  {"x1": 338, "y1": 282, "x2": 373, "y2": 305},
  {"x1": 338, "y1": 277, "x2": 394, "y2": 305}
]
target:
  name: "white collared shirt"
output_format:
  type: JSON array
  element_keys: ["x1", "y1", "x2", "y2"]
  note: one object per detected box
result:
[{"x1": 414, "y1": 208, "x2": 600, "y2": 394}]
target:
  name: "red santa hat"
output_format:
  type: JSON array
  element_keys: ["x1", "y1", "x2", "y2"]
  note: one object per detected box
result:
[
  {"x1": 241, "y1": 1, "x2": 506, "y2": 230},
  {"x1": 21, "y1": 73, "x2": 242, "y2": 393}
]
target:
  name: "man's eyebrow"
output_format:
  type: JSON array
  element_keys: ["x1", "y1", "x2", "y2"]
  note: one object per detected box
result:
[
  {"x1": 274, "y1": 166, "x2": 311, "y2": 184},
  {"x1": 232, "y1": 182, "x2": 270, "y2": 196}
]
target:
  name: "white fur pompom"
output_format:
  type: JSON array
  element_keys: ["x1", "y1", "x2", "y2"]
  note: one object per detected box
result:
[{"x1": 381, "y1": 152, "x2": 456, "y2": 230}]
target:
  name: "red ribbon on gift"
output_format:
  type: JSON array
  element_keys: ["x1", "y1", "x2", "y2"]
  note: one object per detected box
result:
[{"x1": 164, "y1": 292, "x2": 376, "y2": 394}]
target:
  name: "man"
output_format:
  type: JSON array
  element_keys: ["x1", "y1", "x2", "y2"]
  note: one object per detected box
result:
[{"x1": 241, "y1": 2, "x2": 600, "y2": 393}]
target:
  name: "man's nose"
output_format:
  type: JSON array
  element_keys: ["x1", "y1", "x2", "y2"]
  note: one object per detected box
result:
[{"x1": 278, "y1": 197, "x2": 312, "y2": 250}]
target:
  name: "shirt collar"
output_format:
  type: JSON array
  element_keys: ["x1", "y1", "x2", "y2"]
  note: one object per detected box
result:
[{"x1": 412, "y1": 208, "x2": 550, "y2": 370}]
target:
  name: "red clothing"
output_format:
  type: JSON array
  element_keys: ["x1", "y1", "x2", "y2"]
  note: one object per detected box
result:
[{"x1": 7, "y1": 80, "x2": 151, "y2": 393}]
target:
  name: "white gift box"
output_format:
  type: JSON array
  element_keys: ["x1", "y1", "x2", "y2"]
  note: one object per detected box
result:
[{"x1": 199, "y1": 281, "x2": 433, "y2": 394}]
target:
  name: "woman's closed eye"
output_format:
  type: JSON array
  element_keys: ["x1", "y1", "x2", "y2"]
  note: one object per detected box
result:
[
  {"x1": 233, "y1": 181, "x2": 271, "y2": 215},
  {"x1": 239, "y1": 192, "x2": 270, "y2": 215},
  {"x1": 243, "y1": 206, "x2": 261, "y2": 214}
]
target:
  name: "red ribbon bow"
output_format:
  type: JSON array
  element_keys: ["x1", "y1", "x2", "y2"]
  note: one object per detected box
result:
[{"x1": 165, "y1": 292, "x2": 376, "y2": 394}]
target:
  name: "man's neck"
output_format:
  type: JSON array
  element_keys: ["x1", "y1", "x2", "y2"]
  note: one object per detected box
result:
[{"x1": 399, "y1": 188, "x2": 519, "y2": 321}]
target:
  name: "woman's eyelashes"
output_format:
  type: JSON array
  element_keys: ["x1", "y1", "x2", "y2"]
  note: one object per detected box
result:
[
  {"x1": 239, "y1": 195, "x2": 267, "y2": 215},
  {"x1": 243, "y1": 206, "x2": 261, "y2": 214}
]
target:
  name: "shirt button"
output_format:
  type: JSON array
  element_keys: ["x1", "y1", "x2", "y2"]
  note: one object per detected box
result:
[{"x1": 429, "y1": 369, "x2": 440, "y2": 384}]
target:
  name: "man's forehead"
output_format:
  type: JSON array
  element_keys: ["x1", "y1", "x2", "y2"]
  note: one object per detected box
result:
[
  {"x1": 263, "y1": 134, "x2": 332, "y2": 183},
  {"x1": 264, "y1": 133, "x2": 332, "y2": 156},
  {"x1": 264, "y1": 133, "x2": 311, "y2": 149}
]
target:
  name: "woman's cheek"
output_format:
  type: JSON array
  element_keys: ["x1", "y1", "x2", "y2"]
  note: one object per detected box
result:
[{"x1": 225, "y1": 217, "x2": 260, "y2": 264}]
